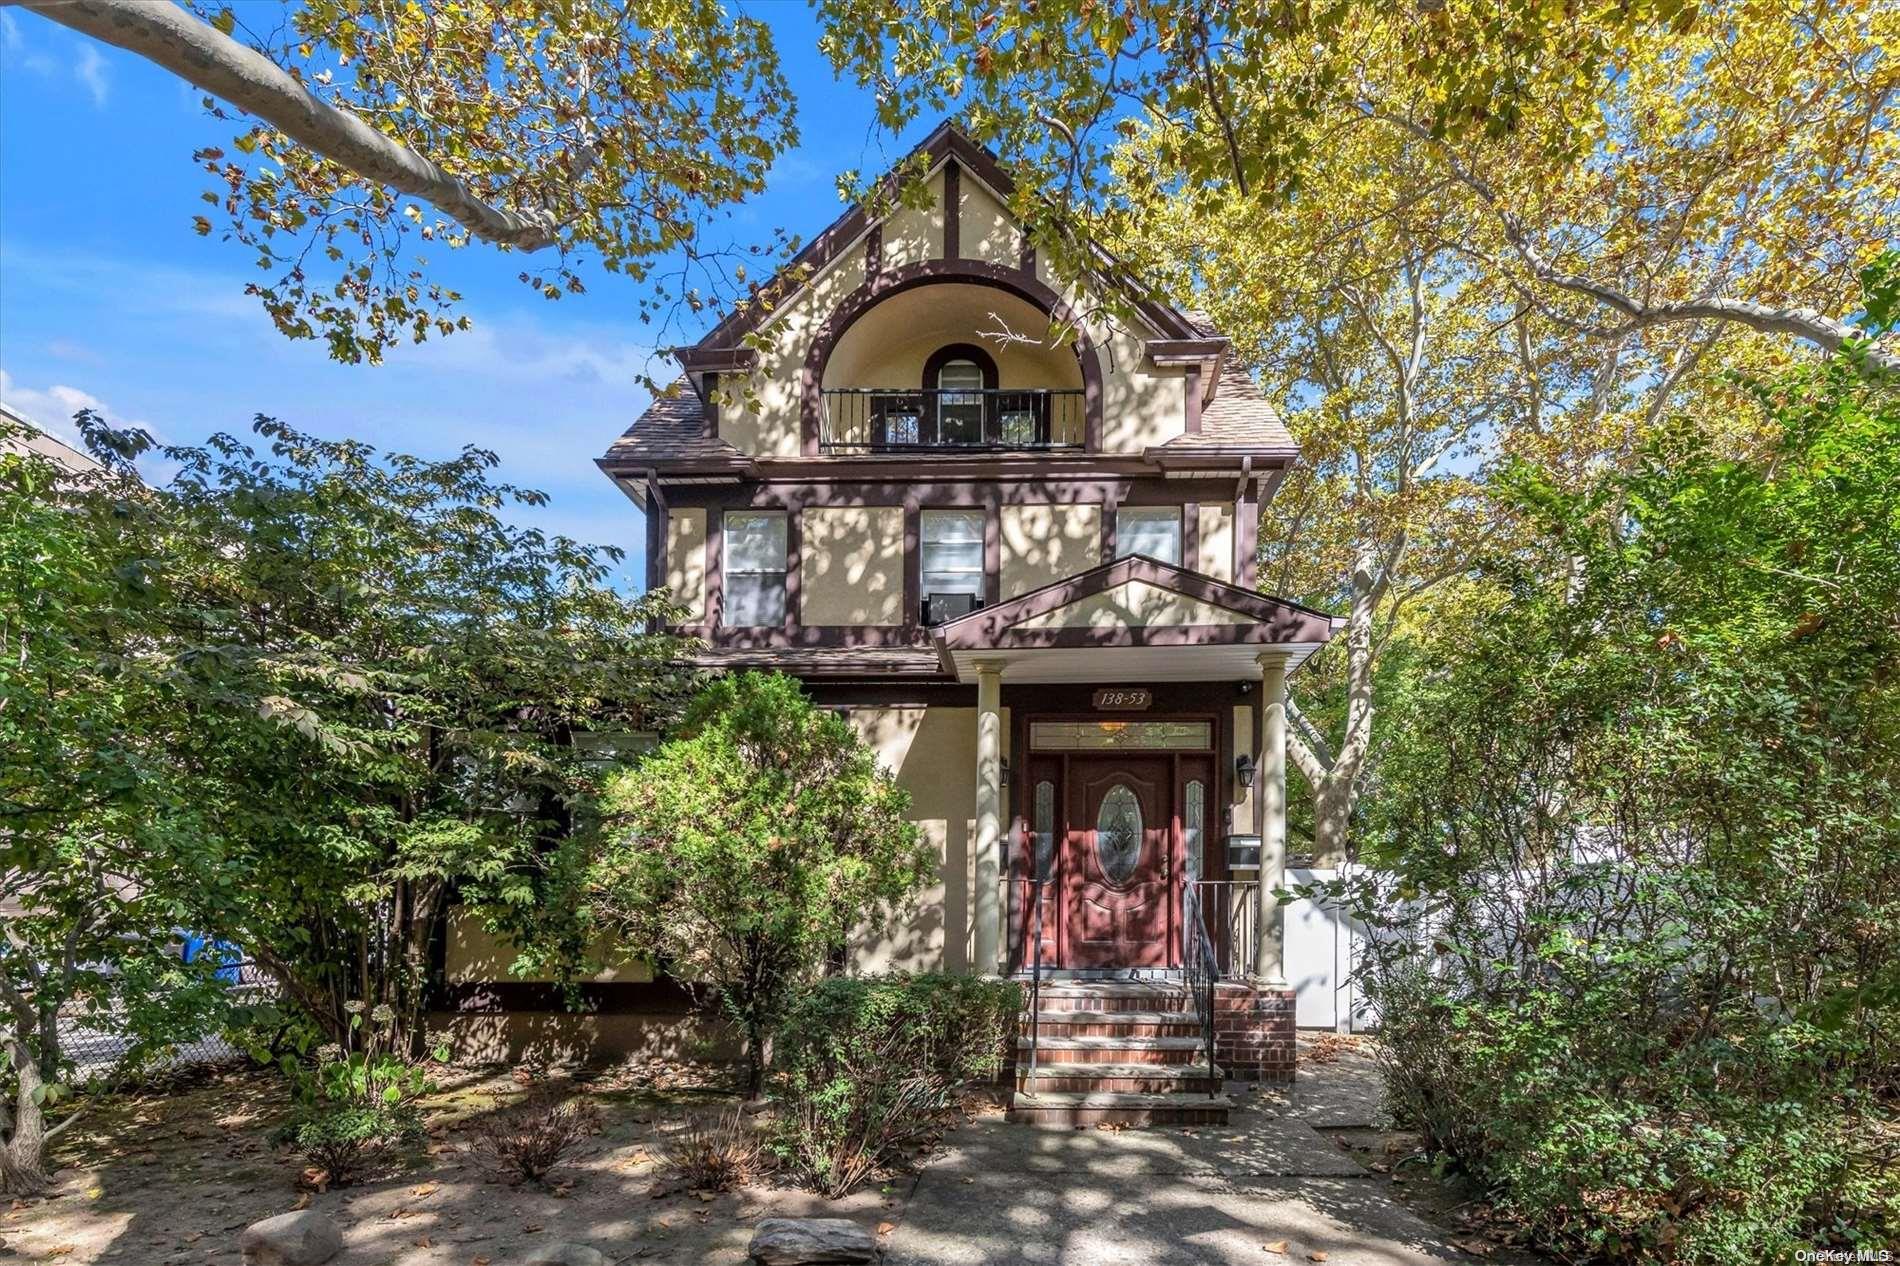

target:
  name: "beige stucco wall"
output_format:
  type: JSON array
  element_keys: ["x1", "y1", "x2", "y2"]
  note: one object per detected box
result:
[
  {"x1": 444, "y1": 907, "x2": 651, "y2": 985},
  {"x1": 730, "y1": 245, "x2": 868, "y2": 459},
  {"x1": 1034, "y1": 254, "x2": 1186, "y2": 452},
  {"x1": 883, "y1": 167, "x2": 947, "y2": 273},
  {"x1": 801, "y1": 505, "x2": 904, "y2": 626},
  {"x1": 959, "y1": 174, "x2": 1018, "y2": 266},
  {"x1": 1016, "y1": 579, "x2": 1253, "y2": 630},
  {"x1": 1002, "y1": 503, "x2": 1101, "y2": 598},
  {"x1": 1199, "y1": 504, "x2": 1236, "y2": 582},
  {"x1": 665, "y1": 508, "x2": 707, "y2": 621},
  {"x1": 822, "y1": 284, "x2": 1083, "y2": 394},
  {"x1": 843, "y1": 704, "x2": 1009, "y2": 975}
]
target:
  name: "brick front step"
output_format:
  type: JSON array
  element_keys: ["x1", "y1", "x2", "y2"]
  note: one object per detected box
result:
[
  {"x1": 1017, "y1": 1061, "x2": 1221, "y2": 1095},
  {"x1": 1028, "y1": 1013, "x2": 1203, "y2": 1039},
  {"x1": 1006, "y1": 1090, "x2": 1234, "y2": 1127},
  {"x1": 1021, "y1": 1035, "x2": 1206, "y2": 1065},
  {"x1": 1031, "y1": 984, "x2": 1195, "y2": 1013}
]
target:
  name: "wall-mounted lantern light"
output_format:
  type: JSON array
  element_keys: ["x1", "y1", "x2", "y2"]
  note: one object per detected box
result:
[{"x1": 1234, "y1": 753, "x2": 1256, "y2": 788}]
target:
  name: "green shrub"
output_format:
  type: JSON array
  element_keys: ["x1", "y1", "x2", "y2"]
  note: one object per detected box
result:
[
  {"x1": 769, "y1": 973, "x2": 1019, "y2": 1197},
  {"x1": 286, "y1": 1103, "x2": 426, "y2": 1187}
]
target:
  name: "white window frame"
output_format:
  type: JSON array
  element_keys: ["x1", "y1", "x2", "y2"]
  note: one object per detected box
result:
[
  {"x1": 1115, "y1": 506, "x2": 1183, "y2": 566},
  {"x1": 721, "y1": 511, "x2": 787, "y2": 627},
  {"x1": 920, "y1": 509, "x2": 986, "y2": 602}
]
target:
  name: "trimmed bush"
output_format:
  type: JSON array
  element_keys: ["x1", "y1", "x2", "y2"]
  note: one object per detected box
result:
[
  {"x1": 286, "y1": 1103, "x2": 425, "y2": 1187},
  {"x1": 770, "y1": 973, "x2": 1019, "y2": 1197}
]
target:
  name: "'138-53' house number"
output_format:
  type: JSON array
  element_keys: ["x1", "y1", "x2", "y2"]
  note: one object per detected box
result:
[{"x1": 1092, "y1": 688, "x2": 1152, "y2": 711}]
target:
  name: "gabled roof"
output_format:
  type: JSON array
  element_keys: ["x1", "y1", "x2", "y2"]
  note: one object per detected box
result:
[
  {"x1": 930, "y1": 555, "x2": 1342, "y2": 681},
  {"x1": 599, "y1": 120, "x2": 1295, "y2": 475},
  {"x1": 685, "y1": 120, "x2": 1213, "y2": 361}
]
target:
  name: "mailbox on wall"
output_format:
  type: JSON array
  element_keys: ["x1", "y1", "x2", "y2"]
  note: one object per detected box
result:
[{"x1": 1224, "y1": 833, "x2": 1262, "y2": 869}]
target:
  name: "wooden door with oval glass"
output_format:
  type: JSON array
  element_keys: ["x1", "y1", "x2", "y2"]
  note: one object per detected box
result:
[{"x1": 1063, "y1": 755, "x2": 1174, "y2": 968}]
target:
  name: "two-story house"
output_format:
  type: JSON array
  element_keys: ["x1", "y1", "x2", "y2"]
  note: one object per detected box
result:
[{"x1": 586, "y1": 124, "x2": 1341, "y2": 1098}]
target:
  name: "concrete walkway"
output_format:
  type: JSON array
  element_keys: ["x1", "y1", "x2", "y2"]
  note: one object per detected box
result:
[{"x1": 884, "y1": 1088, "x2": 1488, "y2": 1266}]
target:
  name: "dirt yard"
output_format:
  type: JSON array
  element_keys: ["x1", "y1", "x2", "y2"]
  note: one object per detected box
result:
[{"x1": 0, "y1": 1060, "x2": 923, "y2": 1265}]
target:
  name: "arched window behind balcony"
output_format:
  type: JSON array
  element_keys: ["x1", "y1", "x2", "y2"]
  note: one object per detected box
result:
[{"x1": 924, "y1": 343, "x2": 996, "y2": 446}]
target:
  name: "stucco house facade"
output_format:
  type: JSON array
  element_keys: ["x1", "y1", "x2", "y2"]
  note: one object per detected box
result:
[{"x1": 441, "y1": 123, "x2": 1340, "y2": 1117}]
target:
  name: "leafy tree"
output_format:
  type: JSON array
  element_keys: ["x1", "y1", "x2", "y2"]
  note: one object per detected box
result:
[
  {"x1": 587, "y1": 672, "x2": 933, "y2": 1095},
  {"x1": 17, "y1": 0, "x2": 799, "y2": 364},
  {"x1": 127, "y1": 418, "x2": 696, "y2": 1051},
  {"x1": 1328, "y1": 339, "x2": 1900, "y2": 1258},
  {"x1": 818, "y1": 0, "x2": 1897, "y2": 372},
  {"x1": 0, "y1": 423, "x2": 232, "y2": 1193}
]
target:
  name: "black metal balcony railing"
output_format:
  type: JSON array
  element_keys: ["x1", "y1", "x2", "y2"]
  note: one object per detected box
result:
[{"x1": 820, "y1": 388, "x2": 1086, "y2": 452}]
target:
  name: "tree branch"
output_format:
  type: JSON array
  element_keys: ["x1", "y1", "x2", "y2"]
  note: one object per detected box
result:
[
  {"x1": 14, "y1": 0, "x2": 559, "y2": 250},
  {"x1": 1365, "y1": 106, "x2": 1899, "y2": 375}
]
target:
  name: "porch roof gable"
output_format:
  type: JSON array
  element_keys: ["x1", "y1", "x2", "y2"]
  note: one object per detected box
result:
[{"x1": 929, "y1": 556, "x2": 1343, "y2": 681}]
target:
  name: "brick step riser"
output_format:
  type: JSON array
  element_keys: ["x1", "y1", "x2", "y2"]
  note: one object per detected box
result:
[
  {"x1": 1024, "y1": 1045, "x2": 1202, "y2": 1066},
  {"x1": 1006, "y1": 1106, "x2": 1231, "y2": 1128},
  {"x1": 1031, "y1": 995, "x2": 1195, "y2": 1014},
  {"x1": 1029, "y1": 1021, "x2": 1202, "y2": 1040},
  {"x1": 1018, "y1": 1075, "x2": 1221, "y2": 1094}
]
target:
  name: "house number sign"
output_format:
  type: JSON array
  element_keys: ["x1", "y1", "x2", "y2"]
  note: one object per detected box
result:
[{"x1": 1092, "y1": 688, "x2": 1152, "y2": 711}]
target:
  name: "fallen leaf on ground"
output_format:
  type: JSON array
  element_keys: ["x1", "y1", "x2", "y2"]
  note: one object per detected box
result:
[
  {"x1": 878, "y1": 1222, "x2": 896, "y2": 1236},
  {"x1": 290, "y1": 1193, "x2": 312, "y2": 1211},
  {"x1": 1262, "y1": 1242, "x2": 1289, "y2": 1255},
  {"x1": 1308, "y1": 1254, "x2": 1329, "y2": 1263}
]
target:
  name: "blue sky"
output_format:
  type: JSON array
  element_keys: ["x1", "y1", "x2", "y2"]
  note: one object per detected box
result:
[{"x1": 0, "y1": 4, "x2": 934, "y2": 590}]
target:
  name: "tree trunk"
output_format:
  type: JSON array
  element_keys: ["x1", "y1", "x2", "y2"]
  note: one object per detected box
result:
[{"x1": 1, "y1": 1040, "x2": 50, "y2": 1196}]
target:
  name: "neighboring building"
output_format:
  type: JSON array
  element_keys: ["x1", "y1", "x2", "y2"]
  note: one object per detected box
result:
[
  {"x1": 0, "y1": 403, "x2": 107, "y2": 478},
  {"x1": 444, "y1": 124, "x2": 1343, "y2": 1094}
]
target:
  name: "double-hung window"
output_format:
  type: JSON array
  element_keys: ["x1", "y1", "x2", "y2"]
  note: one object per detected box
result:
[
  {"x1": 1116, "y1": 506, "x2": 1183, "y2": 565},
  {"x1": 920, "y1": 509, "x2": 985, "y2": 623},
  {"x1": 722, "y1": 512, "x2": 786, "y2": 626}
]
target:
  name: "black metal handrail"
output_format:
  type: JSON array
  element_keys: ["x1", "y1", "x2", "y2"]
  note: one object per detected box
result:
[
  {"x1": 819, "y1": 387, "x2": 1086, "y2": 452},
  {"x1": 1182, "y1": 879, "x2": 1220, "y2": 1099}
]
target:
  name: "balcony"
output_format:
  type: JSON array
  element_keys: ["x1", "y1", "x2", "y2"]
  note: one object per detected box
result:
[{"x1": 819, "y1": 388, "x2": 1086, "y2": 453}]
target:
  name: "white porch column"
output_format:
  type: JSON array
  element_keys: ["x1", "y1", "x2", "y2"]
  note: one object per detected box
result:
[
  {"x1": 972, "y1": 658, "x2": 1004, "y2": 976},
  {"x1": 1254, "y1": 650, "x2": 1291, "y2": 985}
]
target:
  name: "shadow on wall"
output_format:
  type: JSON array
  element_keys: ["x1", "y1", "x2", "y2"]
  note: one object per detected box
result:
[
  {"x1": 846, "y1": 704, "x2": 1014, "y2": 977},
  {"x1": 429, "y1": 1011, "x2": 743, "y2": 1067}
]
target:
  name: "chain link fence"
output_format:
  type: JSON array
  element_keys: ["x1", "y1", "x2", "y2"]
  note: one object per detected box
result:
[{"x1": 61, "y1": 958, "x2": 282, "y2": 1086}]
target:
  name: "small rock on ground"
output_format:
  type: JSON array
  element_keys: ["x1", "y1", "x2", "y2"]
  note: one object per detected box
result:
[
  {"x1": 238, "y1": 1210, "x2": 343, "y2": 1266},
  {"x1": 748, "y1": 1216, "x2": 878, "y2": 1264},
  {"x1": 522, "y1": 1243, "x2": 609, "y2": 1266}
]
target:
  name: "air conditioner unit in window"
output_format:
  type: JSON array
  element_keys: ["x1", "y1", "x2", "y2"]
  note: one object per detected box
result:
[{"x1": 924, "y1": 592, "x2": 981, "y2": 626}]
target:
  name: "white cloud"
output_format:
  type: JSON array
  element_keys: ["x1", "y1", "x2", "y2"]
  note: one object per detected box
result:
[
  {"x1": 0, "y1": 368, "x2": 154, "y2": 449},
  {"x1": 74, "y1": 43, "x2": 108, "y2": 108}
]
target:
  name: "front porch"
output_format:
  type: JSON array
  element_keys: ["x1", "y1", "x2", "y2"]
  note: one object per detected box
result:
[{"x1": 928, "y1": 555, "x2": 1343, "y2": 990}]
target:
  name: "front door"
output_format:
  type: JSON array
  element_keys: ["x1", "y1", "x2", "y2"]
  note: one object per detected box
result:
[{"x1": 1064, "y1": 756, "x2": 1174, "y2": 968}]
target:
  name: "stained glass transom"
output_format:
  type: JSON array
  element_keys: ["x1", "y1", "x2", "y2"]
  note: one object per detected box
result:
[{"x1": 1030, "y1": 721, "x2": 1212, "y2": 751}]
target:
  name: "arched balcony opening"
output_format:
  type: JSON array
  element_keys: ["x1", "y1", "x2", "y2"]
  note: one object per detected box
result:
[{"x1": 806, "y1": 270, "x2": 1098, "y2": 455}]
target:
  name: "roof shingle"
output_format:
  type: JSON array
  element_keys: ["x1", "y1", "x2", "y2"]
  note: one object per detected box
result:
[{"x1": 600, "y1": 380, "x2": 746, "y2": 466}]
